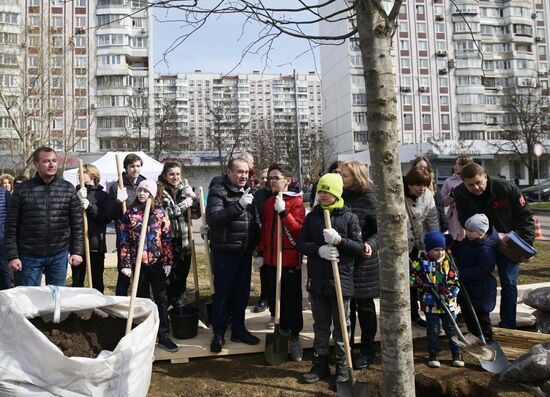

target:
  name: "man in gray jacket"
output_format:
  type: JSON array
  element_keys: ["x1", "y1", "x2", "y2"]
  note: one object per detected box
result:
[{"x1": 5, "y1": 147, "x2": 83, "y2": 286}]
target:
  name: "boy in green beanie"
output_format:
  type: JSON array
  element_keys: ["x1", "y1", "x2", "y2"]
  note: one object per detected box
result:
[{"x1": 297, "y1": 173, "x2": 363, "y2": 384}]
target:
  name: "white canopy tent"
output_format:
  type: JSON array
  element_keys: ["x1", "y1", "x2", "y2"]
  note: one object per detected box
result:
[{"x1": 63, "y1": 151, "x2": 164, "y2": 187}]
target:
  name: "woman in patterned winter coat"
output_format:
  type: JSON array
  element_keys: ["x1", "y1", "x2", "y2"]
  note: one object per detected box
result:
[
  {"x1": 119, "y1": 179, "x2": 178, "y2": 353},
  {"x1": 157, "y1": 162, "x2": 201, "y2": 307}
]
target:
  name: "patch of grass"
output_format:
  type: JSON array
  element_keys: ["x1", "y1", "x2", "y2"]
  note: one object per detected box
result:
[
  {"x1": 529, "y1": 202, "x2": 550, "y2": 209},
  {"x1": 517, "y1": 241, "x2": 550, "y2": 285}
]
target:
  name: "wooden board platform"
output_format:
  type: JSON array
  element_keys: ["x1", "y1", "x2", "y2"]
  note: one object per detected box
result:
[
  {"x1": 154, "y1": 287, "x2": 541, "y2": 363},
  {"x1": 493, "y1": 327, "x2": 550, "y2": 360}
]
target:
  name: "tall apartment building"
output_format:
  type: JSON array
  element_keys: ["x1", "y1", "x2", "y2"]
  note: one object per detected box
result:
[
  {"x1": 0, "y1": 0, "x2": 153, "y2": 167},
  {"x1": 154, "y1": 71, "x2": 323, "y2": 174},
  {"x1": 320, "y1": 0, "x2": 549, "y2": 183}
]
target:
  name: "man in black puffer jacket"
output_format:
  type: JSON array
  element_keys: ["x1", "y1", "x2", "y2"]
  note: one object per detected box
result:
[
  {"x1": 5, "y1": 147, "x2": 83, "y2": 286},
  {"x1": 206, "y1": 158, "x2": 261, "y2": 353}
]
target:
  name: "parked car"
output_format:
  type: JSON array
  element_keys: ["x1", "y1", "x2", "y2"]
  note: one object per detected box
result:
[{"x1": 520, "y1": 180, "x2": 550, "y2": 202}]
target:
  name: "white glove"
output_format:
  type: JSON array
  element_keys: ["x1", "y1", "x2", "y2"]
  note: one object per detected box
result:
[
  {"x1": 274, "y1": 195, "x2": 285, "y2": 213},
  {"x1": 117, "y1": 187, "x2": 128, "y2": 203},
  {"x1": 164, "y1": 265, "x2": 172, "y2": 277},
  {"x1": 81, "y1": 198, "x2": 90, "y2": 209},
  {"x1": 77, "y1": 188, "x2": 87, "y2": 200},
  {"x1": 323, "y1": 228, "x2": 342, "y2": 245},
  {"x1": 318, "y1": 245, "x2": 339, "y2": 261},
  {"x1": 121, "y1": 268, "x2": 132, "y2": 277},
  {"x1": 239, "y1": 193, "x2": 253, "y2": 208},
  {"x1": 178, "y1": 197, "x2": 194, "y2": 211},
  {"x1": 182, "y1": 185, "x2": 196, "y2": 198},
  {"x1": 253, "y1": 256, "x2": 264, "y2": 272}
]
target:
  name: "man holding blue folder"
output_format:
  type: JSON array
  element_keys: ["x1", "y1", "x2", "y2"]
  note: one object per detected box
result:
[{"x1": 453, "y1": 162, "x2": 535, "y2": 329}]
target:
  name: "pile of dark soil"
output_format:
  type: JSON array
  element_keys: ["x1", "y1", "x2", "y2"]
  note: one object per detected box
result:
[{"x1": 30, "y1": 313, "x2": 127, "y2": 358}]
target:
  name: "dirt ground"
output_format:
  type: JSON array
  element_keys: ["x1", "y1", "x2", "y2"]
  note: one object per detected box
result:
[
  {"x1": 30, "y1": 313, "x2": 126, "y2": 358},
  {"x1": 148, "y1": 338, "x2": 532, "y2": 397}
]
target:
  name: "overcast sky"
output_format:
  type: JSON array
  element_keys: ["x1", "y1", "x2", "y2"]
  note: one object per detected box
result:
[{"x1": 152, "y1": 7, "x2": 320, "y2": 76}]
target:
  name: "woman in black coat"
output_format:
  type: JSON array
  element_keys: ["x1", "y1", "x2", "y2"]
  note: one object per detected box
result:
[
  {"x1": 74, "y1": 164, "x2": 118, "y2": 292},
  {"x1": 339, "y1": 160, "x2": 379, "y2": 369}
]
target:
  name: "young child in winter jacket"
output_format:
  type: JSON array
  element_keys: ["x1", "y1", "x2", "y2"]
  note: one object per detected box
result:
[
  {"x1": 119, "y1": 179, "x2": 177, "y2": 353},
  {"x1": 457, "y1": 213, "x2": 499, "y2": 341},
  {"x1": 410, "y1": 231, "x2": 463, "y2": 368},
  {"x1": 297, "y1": 173, "x2": 363, "y2": 384},
  {"x1": 257, "y1": 163, "x2": 305, "y2": 362}
]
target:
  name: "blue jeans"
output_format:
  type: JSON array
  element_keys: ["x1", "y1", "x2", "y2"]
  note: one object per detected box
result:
[
  {"x1": 425, "y1": 311, "x2": 460, "y2": 356},
  {"x1": 0, "y1": 239, "x2": 11, "y2": 290},
  {"x1": 18, "y1": 250, "x2": 69, "y2": 287},
  {"x1": 495, "y1": 250, "x2": 519, "y2": 329}
]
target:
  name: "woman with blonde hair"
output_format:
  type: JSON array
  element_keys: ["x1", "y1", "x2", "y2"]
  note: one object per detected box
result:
[
  {"x1": 0, "y1": 174, "x2": 14, "y2": 192},
  {"x1": 339, "y1": 160, "x2": 379, "y2": 369}
]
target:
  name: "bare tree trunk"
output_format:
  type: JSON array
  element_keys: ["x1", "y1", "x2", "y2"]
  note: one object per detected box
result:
[{"x1": 355, "y1": 2, "x2": 415, "y2": 396}]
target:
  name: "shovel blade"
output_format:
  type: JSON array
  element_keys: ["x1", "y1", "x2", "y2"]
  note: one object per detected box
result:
[
  {"x1": 479, "y1": 340, "x2": 509, "y2": 374},
  {"x1": 336, "y1": 370, "x2": 368, "y2": 397},
  {"x1": 452, "y1": 335, "x2": 496, "y2": 361},
  {"x1": 265, "y1": 331, "x2": 289, "y2": 366}
]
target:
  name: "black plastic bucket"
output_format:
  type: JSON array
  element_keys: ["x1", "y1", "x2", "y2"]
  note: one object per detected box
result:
[{"x1": 169, "y1": 305, "x2": 199, "y2": 340}]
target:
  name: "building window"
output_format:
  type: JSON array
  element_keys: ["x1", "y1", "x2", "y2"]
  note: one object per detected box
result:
[
  {"x1": 421, "y1": 96, "x2": 430, "y2": 105},
  {"x1": 418, "y1": 41, "x2": 428, "y2": 51},
  {"x1": 440, "y1": 95, "x2": 449, "y2": 105},
  {"x1": 75, "y1": 16, "x2": 86, "y2": 27},
  {"x1": 401, "y1": 58, "x2": 411, "y2": 68},
  {"x1": 354, "y1": 130, "x2": 368, "y2": 144},
  {"x1": 402, "y1": 94, "x2": 412, "y2": 105},
  {"x1": 52, "y1": 16, "x2": 63, "y2": 27},
  {"x1": 416, "y1": 5, "x2": 424, "y2": 14},
  {"x1": 419, "y1": 58, "x2": 429, "y2": 69},
  {"x1": 439, "y1": 77, "x2": 448, "y2": 87},
  {"x1": 352, "y1": 93, "x2": 367, "y2": 105},
  {"x1": 353, "y1": 112, "x2": 368, "y2": 124},
  {"x1": 422, "y1": 114, "x2": 431, "y2": 124},
  {"x1": 403, "y1": 114, "x2": 413, "y2": 124},
  {"x1": 417, "y1": 22, "x2": 427, "y2": 33},
  {"x1": 399, "y1": 40, "x2": 409, "y2": 51},
  {"x1": 441, "y1": 114, "x2": 450, "y2": 125}
]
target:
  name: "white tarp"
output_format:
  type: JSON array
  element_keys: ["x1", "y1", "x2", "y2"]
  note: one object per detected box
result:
[
  {"x1": 0, "y1": 286, "x2": 159, "y2": 396},
  {"x1": 63, "y1": 151, "x2": 164, "y2": 186}
]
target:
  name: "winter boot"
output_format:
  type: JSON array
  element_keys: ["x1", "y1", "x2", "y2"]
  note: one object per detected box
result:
[
  {"x1": 302, "y1": 352, "x2": 330, "y2": 384},
  {"x1": 334, "y1": 355, "x2": 350, "y2": 383}
]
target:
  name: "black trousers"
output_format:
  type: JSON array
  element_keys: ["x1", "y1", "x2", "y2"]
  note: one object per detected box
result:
[
  {"x1": 166, "y1": 248, "x2": 192, "y2": 307},
  {"x1": 71, "y1": 252, "x2": 105, "y2": 293},
  {"x1": 259, "y1": 264, "x2": 268, "y2": 302},
  {"x1": 458, "y1": 290, "x2": 493, "y2": 340},
  {"x1": 265, "y1": 265, "x2": 303, "y2": 336},
  {"x1": 211, "y1": 251, "x2": 252, "y2": 337},
  {"x1": 350, "y1": 297, "x2": 377, "y2": 356},
  {"x1": 137, "y1": 262, "x2": 170, "y2": 339}
]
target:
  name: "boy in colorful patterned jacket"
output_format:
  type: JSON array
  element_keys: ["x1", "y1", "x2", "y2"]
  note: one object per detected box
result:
[{"x1": 410, "y1": 231, "x2": 463, "y2": 368}]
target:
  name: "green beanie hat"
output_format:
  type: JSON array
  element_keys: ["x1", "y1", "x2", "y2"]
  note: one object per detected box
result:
[{"x1": 317, "y1": 173, "x2": 344, "y2": 200}]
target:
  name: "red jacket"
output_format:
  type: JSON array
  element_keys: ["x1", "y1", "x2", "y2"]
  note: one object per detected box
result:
[{"x1": 258, "y1": 192, "x2": 305, "y2": 268}]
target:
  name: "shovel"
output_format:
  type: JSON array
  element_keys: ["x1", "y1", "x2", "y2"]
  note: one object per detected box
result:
[
  {"x1": 198, "y1": 186, "x2": 215, "y2": 316},
  {"x1": 126, "y1": 198, "x2": 152, "y2": 335},
  {"x1": 447, "y1": 255, "x2": 509, "y2": 373},
  {"x1": 324, "y1": 210, "x2": 368, "y2": 397},
  {"x1": 115, "y1": 154, "x2": 127, "y2": 214},
  {"x1": 78, "y1": 160, "x2": 93, "y2": 289},
  {"x1": 420, "y1": 269, "x2": 508, "y2": 372},
  {"x1": 184, "y1": 179, "x2": 210, "y2": 327},
  {"x1": 265, "y1": 194, "x2": 289, "y2": 365}
]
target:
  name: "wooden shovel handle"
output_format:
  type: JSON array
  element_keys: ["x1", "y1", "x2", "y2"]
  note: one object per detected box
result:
[
  {"x1": 199, "y1": 186, "x2": 215, "y2": 294},
  {"x1": 184, "y1": 179, "x2": 200, "y2": 296},
  {"x1": 78, "y1": 160, "x2": 93, "y2": 289},
  {"x1": 115, "y1": 154, "x2": 127, "y2": 214},
  {"x1": 275, "y1": 193, "x2": 283, "y2": 325},
  {"x1": 126, "y1": 198, "x2": 152, "y2": 335},
  {"x1": 323, "y1": 210, "x2": 353, "y2": 368}
]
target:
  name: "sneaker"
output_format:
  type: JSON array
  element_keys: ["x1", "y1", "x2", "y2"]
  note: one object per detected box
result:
[
  {"x1": 158, "y1": 337, "x2": 178, "y2": 353},
  {"x1": 290, "y1": 337, "x2": 303, "y2": 362},
  {"x1": 210, "y1": 334, "x2": 225, "y2": 353},
  {"x1": 303, "y1": 352, "x2": 330, "y2": 384},
  {"x1": 452, "y1": 352, "x2": 465, "y2": 367},
  {"x1": 253, "y1": 300, "x2": 268, "y2": 313},
  {"x1": 231, "y1": 329, "x2": 260, "y2": 345},
  {"x1": 354, "y1": 353, "x2": 375, "y2": 370},
  {"x1": 428, "y1": 354, "x2": 440, "y2": 368},
  {"x1": 334, "y1": 355, "x2": 350, "y2": 383},
  {"x1": 267, "y1": 316, "x2": 275, "y2": 329},
  {"x1": 413, "y1": 316, "x2": 427, "y2": 328}
]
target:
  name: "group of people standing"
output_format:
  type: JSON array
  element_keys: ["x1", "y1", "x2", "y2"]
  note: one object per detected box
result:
[{"x1": 0, "y1": 146, "x2": 535, "y2": 382}]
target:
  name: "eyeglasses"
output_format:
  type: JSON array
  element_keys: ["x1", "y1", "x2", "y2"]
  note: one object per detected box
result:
[{"x1": 268, "y1": 176, "x2": 286, "y2": 181}]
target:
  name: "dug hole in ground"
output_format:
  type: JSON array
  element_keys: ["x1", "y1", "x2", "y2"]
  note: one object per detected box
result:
[{"x1": 0, "y1": 286, "x2": 159, "y2": 396}]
